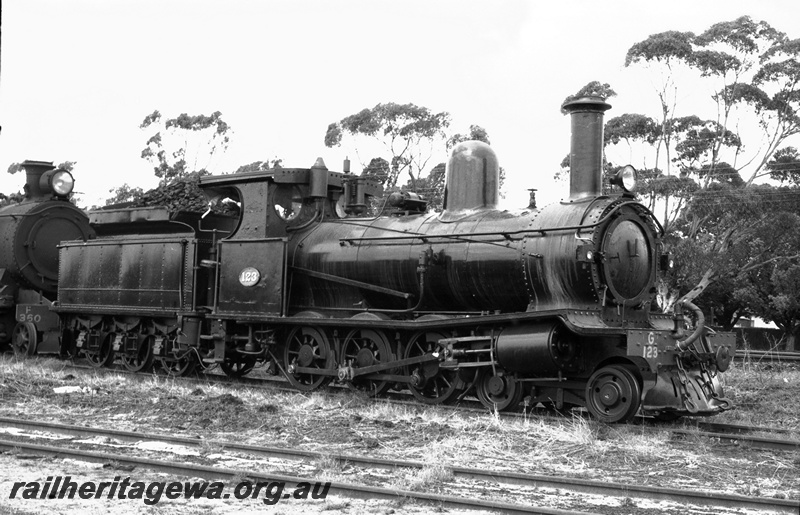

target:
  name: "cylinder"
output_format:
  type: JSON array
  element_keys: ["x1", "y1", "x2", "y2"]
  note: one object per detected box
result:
[
  {"x1": 561, "y1": 97, "x2": 611, "y2": 200},
  {"x1": 496, "y1": 323, "x2": 579, "y2": 374}
]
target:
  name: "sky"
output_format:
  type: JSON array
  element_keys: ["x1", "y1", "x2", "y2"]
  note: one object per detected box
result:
[{"x1": 1, "y1": 0, "x2": 798, "y2": 209}]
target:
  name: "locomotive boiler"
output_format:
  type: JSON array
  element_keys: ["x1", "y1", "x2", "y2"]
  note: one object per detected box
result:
[
  {"x1": 0, "y1": 161, "x2": 91, "y2": 354},
  {"x1": 50, "y1": 95, "x2": 734, "y2": 423}
]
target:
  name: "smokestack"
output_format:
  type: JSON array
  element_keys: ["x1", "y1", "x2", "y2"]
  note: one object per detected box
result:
[
  {"x1": 22, "y1": 160, "x2": 56, "y2": 199},
  {"x1": 561, "y1": 97, "x2": 611, "y2": 200}
]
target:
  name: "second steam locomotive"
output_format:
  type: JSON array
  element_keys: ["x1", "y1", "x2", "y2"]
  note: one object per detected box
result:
[{"x1": 8, "y1": 96, "x2": 735, "y2": 423}]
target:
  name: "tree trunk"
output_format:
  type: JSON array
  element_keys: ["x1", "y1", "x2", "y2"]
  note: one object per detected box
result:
[{"x1": 788, "y1": 323, "x2": 800, "y2": 352}]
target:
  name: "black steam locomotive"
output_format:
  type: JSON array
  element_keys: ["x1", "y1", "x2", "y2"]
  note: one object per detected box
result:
[
  {"x1": 0, "y1": 162, "x2": 92, "y2": 354},
  {"x1": 4, "y1": 97, "x2": 735, "y2": 423}
]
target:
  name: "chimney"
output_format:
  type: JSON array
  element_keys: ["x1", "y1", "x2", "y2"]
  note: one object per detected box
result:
[
  {"x1": 22, "y1": 160, "x2": 56, "y2": 199},
  {"x1": 561, "y1": 97, "x2": 611, "y2": 200}
]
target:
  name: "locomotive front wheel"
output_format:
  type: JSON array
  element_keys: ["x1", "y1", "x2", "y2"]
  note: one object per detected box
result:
[
  {"x1": 86, "y1": 332, "x2": 115, "y2": 368},
  {"x1": 340, "y1": 329, "x2": 395, "y2": 396},
  {"x1": 475, "y1": 371, "x2": 524, "y2": 411},
  {"x1": 405, "y1": 331, "x2": 461, "y2": 404},
  {"x1": 585, "y1": 365, "x2": 642, "y2": 423},
  {"x1": 220, "y1": 354, "x2": 257, "y2": 378},
  {"x1": 283, "y1": 326, "x2": 334, "y2": 392},
  {"x1": 11, "y1": 322, "x2": 38, "y2": 357},
  {"x1": 121, "y1": 335, "x2": 155, "y2": 373}
]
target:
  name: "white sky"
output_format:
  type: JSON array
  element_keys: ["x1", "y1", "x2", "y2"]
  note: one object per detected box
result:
[{"x1": 1, "y1": 0, "x2": 798, "y2": 209}]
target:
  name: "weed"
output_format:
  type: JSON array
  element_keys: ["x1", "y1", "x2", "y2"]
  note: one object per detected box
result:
[
  {"x1": 314, "y1": 453, "x2": 346, "y2": 482},
  {"x1": 395, "y1": 463, "x2": 454, "y2": 492}
]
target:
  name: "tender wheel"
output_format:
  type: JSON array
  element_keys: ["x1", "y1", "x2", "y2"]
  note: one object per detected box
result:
[
  {"x1": 220, "y1": 354, "x2": 257, "y2": 378},
  {"x1": 283, "y1": 326, "x2": 334, "y2": 392},
  {"x1": 405, "y1": 331, "x2": 461, "y2": 404},
  {"x1": 121, "y1": 335, "x2": 155, "y2": 373},
  {"x1": 86, "y1": 332, "x2": 115, "y2": 368},
  {"x1": 475, "y1": 371, "x2": 523, "y2": 411},
  {"x1": 585, "y1": 365, "x2": 642, "y2": 423},
  {"x1": 11, "y1": 322, "x2": 38, "y2": 357},
  {"x1": 340, "y1": 329, "x2": 394, "y2": 396},
  {"x1": 159, "y1": 353, "x2": 197, "y2": 376}
]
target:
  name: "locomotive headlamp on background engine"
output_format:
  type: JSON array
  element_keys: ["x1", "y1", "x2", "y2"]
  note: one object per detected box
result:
[
  {"x1": 609, "y1": 165, "x2": 637, "y2": 193},
  {"x1": 39, "y1": 169, "x2": 75, "y2": 197}
]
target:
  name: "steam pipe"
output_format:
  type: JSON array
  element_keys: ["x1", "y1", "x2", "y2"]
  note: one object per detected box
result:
[{"x1": 675, "y1": 300, "x2": 705, "y2": 352}]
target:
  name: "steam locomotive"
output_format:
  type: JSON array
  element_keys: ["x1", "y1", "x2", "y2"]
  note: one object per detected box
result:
[
  {"x1": 2, "y1": 96, "x2": 735, "y2": 423},
  {"x1": 0, "y1": 162, "x2": 92, "y2": 354}
]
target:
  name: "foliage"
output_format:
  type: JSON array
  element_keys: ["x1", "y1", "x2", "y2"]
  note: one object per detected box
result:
[
  {"x1": 361, "y1": 157, "x2": 391, "y2": 185},
  {"x1": 446, "y1": 124, "x2": 491, "y2": 150},
  {"x1": 404, "y1": 163, "x2": 446, "y2": 211},
  {"x1": 767, "y1": 146, "x2": 800, "y2": 185},
  {"x1": 621, "y1": 17, "x2": 800, "y2": 347},
  {"x1": 140, "y1": 110, "x2": 232, "y2": 185},
  {"x1": 0, "y1": 192, "x2": 24, "y2": 208},
  {"x1": 393, "y1": 125, "x2": 500, "y2": 212},
  {"x1": 625, "y1": 30, "x2": 695, "y2": 66},
  {"x1": 6, "y1": 160, "x2": 75, "y2": 175},
  {"x1": 604, "y1": 114, "x2": 659, "y2": 146},
  {"x1": 233, "y1": 159, "x2": 283, "y2": 174},
  {"x1": 328, "y1": 108, "x2": 497, "y2": 213},
  {"x1": 690, "y1": 17, "x2": 791, "y2": 184},
  {"x1": 324, "y1": 102, "x2": 450, "y2": 190},
  {"x1": 105, "y1": 109, "x2": 234, "y2": 211},
  {"x1": 104, "y1": 184, "x2": 144, "y2": 207},
  {"x1": 560, "y1": 81, "x2": 617, "y2": 113},
  {"x1": 667, "y1": 185, "x2": 800, "y2": 346}
]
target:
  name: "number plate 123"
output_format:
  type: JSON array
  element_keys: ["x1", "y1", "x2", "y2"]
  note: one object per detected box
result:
[{"x1": 643, "y1": 345, "x2": 659, "y2": 358}]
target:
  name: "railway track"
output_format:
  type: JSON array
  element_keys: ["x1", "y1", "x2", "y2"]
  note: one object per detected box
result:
[
  {"x1": 734, "y1": 350, "x2": 800, "y2": 362},
  {"x1": 59, "y1": 359, "x2": 800, "y2": 452},
  {"x1": 0, "y1": 438, "x2": 574, "y2": 515},
  {"x1": 0, "y1": 416, "x2": 797, "y2": 514}
]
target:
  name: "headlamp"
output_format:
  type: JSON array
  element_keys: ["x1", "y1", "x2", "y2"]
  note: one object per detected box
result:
[
  {"x1": 40, "y1": 169, "x2": 75, "y2": 196},
  {"x1": 610, "y1": 165, "x2": 637, "y2": 193}
]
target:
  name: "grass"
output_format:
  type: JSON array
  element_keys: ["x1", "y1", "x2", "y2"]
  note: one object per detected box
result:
[
  {"x1": 715, "y1": 359, "x2": 800, "y2": 432},
  {"x1": 1, "y1": 353, "x2": 798, "y2": 502},
  {"x1": 393, "y1": 462, "x2": 454, "y2": 492},
  {"x1": 313, "y1": 454, "x2": 346, "y2": 482}
]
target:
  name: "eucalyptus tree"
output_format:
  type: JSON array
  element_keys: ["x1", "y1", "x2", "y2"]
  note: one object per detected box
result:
[
  {"x1": 140, "y1": 110, "x2": 232, "y2": 185},
  {"x1": 324, "y1": 102, "x2": 450, "y2": 190}
]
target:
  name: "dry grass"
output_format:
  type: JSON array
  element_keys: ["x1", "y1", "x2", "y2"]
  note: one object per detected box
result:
[
  {"x1": 714, "y1": 359, "x2": 800, "y2": 433},
  {"x1": 1, "y1": 353, "x2": 798, "y2": 502},
  {"x1": 313, "y1": 454, "x2": 346, "y2": 482},
  {"x1": 393, "y1": 462, "x2": 454, "y2": 492}
]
